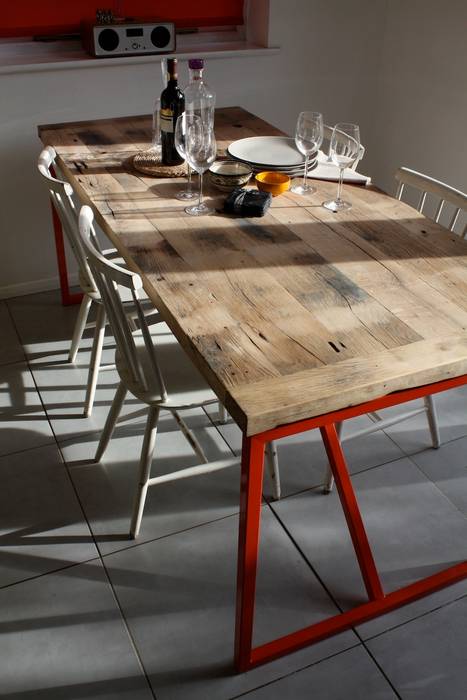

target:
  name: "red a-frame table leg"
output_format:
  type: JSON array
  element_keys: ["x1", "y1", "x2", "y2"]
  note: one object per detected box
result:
[
  {"x1": 234, "y1": 374, "x2": 467, "y2": 672},
  {"x1": 48, "y1": 164, "x2": 83, "y2": 307},
  {"x1": 50, "y1": 201, "x2": 83, "y2": 307}
]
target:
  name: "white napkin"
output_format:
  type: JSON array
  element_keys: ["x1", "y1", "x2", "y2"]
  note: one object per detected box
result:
[{"x1": 308, "y1": 152, "x2": 371, "y2": 185}]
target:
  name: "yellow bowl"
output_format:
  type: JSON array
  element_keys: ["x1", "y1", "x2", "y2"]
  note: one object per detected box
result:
[{"x1": 255, "y1": 171, "x2": 291, "y2": 197}]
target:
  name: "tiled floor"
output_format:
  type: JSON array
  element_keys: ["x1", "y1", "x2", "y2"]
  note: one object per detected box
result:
[{"x1": 1, "y1": 290, "x2": 467, "y2": 699}]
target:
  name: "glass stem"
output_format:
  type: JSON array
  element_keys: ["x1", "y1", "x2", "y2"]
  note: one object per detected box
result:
[
  {"x1": 187, "y1": 164, "x2": 192, "y2": 194},
  {"x1": 198, "y1": 172, "x2": 203, "y2": 209},
  {"x1": 303, "y1": 155, "x2": 309, "y2": 189},
  {"x1": 337, "y1": 167, "x2": 344, "y2": 202}
]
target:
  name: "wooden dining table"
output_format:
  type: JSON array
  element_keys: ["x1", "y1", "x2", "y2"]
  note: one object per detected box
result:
[{"x1": 39, "y1": 106, "x2": 467, "y2": 671}]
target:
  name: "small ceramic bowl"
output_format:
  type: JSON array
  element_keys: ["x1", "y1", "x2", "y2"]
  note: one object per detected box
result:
[
  {"x1": 208, "y1": 160, "x2": 252, "y2": 192},
  {"x1": 255, "y1": 171, "x2": 291, "y2": 197}
]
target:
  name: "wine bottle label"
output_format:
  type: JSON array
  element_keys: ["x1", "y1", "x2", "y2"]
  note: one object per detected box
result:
[{"x1": 160, "y1": 108, "x2": 174, "y2": 133}]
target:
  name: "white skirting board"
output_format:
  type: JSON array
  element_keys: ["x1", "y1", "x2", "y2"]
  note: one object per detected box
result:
[{"x1": 0, "y1": 273, "x2": 79, "y2": 300}]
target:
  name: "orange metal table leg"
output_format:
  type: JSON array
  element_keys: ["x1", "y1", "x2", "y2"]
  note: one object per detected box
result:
[
  {"x1": 50, "y1": 202, "x2": 83, "y2": 307},
  {"x1": 234, "y1": 436, "x2": 265, "y2": 672},
  {"x1": 234, "y1": 373, "x2": 467, "y2": 672},
  {"x1": 320, "y1": 424, "x2": 384, "y2": 601}
]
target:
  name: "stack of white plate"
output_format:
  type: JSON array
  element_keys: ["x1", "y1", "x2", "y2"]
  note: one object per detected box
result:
[{"x1": 227, "y1": 136, "x2": 318, "y2": 176}]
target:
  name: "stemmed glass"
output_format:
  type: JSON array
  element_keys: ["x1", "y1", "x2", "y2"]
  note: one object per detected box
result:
[
  {"x1": 174, "y1": 113, "x2": 199, "y2": 201},
  {"x1": 150, "y1": 57, "x2": 168, "y2": 152},
  {"x1": 323, "y1": 123, "x2": 360, "y2": 211},
  {"x1": 151, "y1": 97, "x2": 161, "y2": 153},
  {"x1": 184, "y1": 123, "x2": 217, "y2": 216},
  {"x1": 291, "y1": 111, "x2": 323, "y2": 195}
]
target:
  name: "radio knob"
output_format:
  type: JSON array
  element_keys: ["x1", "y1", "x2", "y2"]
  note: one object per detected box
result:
[
  {"x1": 150, "y1": 26, "x2": 171, "y2": 48},
  {"x1": 132, "y1": 42, "x2": 139, "y2": 49},
  {"x1": 98, "y1": 28, "x2": 120, "y2": 52}
]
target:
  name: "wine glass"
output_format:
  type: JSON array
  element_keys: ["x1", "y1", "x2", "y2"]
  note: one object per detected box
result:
[
  {"x1": 290, "y1": 111, "x2": 323, "y2": 195},
  {"x1": 150, "y1": 57, "x2": 168, "y2": 152},
  {"x1": 184, "y1": 124, "x2": 217, "y2": 216},
  {"x1": 160, "y1": 56, "x2": 168, "y2": 88},
  {"x1": 151, "y1": 97, "x2": 161, "y2": 153},
  {"x1": 323, "y1": 123, "x2": 361, "y2": 211},
  {"x1": 174, "y1": 113, "x2": 200, "y2": 201}
]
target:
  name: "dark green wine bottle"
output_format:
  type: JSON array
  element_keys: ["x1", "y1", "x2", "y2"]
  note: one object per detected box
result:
[{"x1": 160, "y1": 58, "x2": 185, "y2": 166}]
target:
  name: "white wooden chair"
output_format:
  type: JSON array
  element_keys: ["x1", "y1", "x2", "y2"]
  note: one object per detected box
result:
[
  {"x1": 322, "y1": 167, "x2": 467, "y2": 493},
  {"x1": 38, "y1": 146, "x2": 156, "y2": 417},
  {"x1": 395, "y1": 167, "x2": 467, "y2": 237},
  {"x1": 78, "y1": 205, "x2": 279, "y2": 537}
]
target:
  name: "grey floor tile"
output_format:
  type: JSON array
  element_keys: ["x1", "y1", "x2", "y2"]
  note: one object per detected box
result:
[
  {"x1": 410, "y1": 436, "x2": 467, "y2": 514},
  {"x1": 242, "y1": 645, "x2": 398, "y2": 699},
  {"x1": 0, "y1": 361, "x2": 54, "y2": 456},
  {"x1": 0, "y1": 443, "x2": 98, "y2": 587},
  {"x1": 7, "y1": 288, "x2": 85, "y2": 361},
  {"x1": 61, "y1": 407, "x2": 241, "y2": 555},
  {"x1": 104, "y1": 509, "x2": 358, "y2": 700},
  {"x1": 367, "y1": 595, "x2": 467, "y2": 700},
  {"x1": 29, "y1": 343, "x2": 147, "y2": 443},
  {"x1": 0, "y1": 301, "x2": 25, "y2": 366},
  {"x1": 7, "y1": 289, "x2": 136, "y2": 443},
  {"x1": 271, "y1": 457, "x2": 467, "y2": 639},
  {"x1": 0, "y1": 559, "x2": 153, "y2": 700},
  {"x1": 205, "y1": 406, "x2": 404, "y2": 499},
  {"x1": 382, "y1": 389, "x2": 467, "y2": 456},
  {"x1": 28, "y1": 320, "x2": 205, "y2": 445}
]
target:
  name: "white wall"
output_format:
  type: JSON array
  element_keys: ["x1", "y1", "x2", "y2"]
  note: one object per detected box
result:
[
  {"x1": 0, "y1": 0, "x2": 465, "y2": 298},
  {"x1": 364, "y1": 0, "x2": 467, "y2": 195}
]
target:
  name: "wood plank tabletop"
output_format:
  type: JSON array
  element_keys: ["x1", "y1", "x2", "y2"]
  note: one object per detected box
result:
[{"x1": 39, "y1": 107, "x2": 467, "y2": 436}]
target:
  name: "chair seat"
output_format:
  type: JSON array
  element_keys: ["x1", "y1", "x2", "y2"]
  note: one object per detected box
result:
[{"x1": 116, "y1": 322, "x2": 217, "y2": 409}]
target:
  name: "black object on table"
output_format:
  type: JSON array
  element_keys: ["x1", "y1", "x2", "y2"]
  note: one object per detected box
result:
[{"x1": 223, "y1": 188, "x2": 272, "y2": 217}]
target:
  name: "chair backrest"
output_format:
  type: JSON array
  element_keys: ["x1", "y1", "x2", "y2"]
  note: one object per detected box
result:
[
  {"x1": 323, "y1": 124, "x2": 366, "y2": 171},
  {"x1": 37, "y1": 146, "x2": 99, "y2": 294},
  {"x1": 78, "y1": 205, "x2": 167, "y2": 401},
  {"x1": 395, "y1": 167, "x2": 467, "y2": 237}
]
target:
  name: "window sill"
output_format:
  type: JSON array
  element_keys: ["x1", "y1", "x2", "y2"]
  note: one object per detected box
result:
[{"x1": 0, "y1": 36, "x2": 279, "y2": 75}]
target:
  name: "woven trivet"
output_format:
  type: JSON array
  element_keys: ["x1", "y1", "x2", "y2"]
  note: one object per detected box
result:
[{"x1": 132, "y1": 149, "x2": 187, "y2": 177}]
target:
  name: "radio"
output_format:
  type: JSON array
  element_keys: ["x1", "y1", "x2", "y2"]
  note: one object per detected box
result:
[{"x1": 82, "y1": 21, "x2": 176, "y2": 58}]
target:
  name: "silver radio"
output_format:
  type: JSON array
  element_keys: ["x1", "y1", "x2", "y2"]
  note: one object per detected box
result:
[{"x1": 82, "y1": 21, "x2": 176, "y2": 58}]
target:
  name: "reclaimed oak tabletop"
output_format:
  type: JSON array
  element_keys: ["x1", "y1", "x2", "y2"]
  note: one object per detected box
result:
[{"x1": 39, "y1": 107, "x2": 467, "y2": 437}]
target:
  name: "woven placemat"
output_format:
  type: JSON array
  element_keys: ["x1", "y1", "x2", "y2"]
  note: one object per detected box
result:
[{"x1": 132, "y1": 149, "x2": 187, "y2": 178}]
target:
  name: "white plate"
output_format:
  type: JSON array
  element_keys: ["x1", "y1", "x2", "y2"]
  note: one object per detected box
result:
[
  {"x1": 231, "y1": 153, "x2": 317, "y2": 170},
  {"x1": 248, "y1": 158, "x2": 317, "y2": 172},
  {"x1": 249, "y1": 156, "x2": 319, "y2": 175},
  {"x1": 250, "y1": 163, "x2": 317, "y2": 177},
  {"x1": 227, "y1": 136, "x2": 307, "y2": 168}
]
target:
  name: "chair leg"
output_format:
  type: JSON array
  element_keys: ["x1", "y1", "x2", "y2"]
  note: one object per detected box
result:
[
  {"x1": 218, "y1": 403, "x2": 228, "y2": 424},
  {"x1": 172, "y1": 410, "x2": 208, "y2": 463},
  {"x1": 425, "y1": 394, "x2": 441, "y2": 449},
  {"x1": 323, "y1": 421, "x2": 343, "y2": 494},
  {"x1": 68, "y1": 295, "x2": 92, "y2": 363},
  {"x1": 130, "y1": 406, "x2": 160, "y2": 539},
  {"x1": 95, "y1": 381, "x2": 127, "y2": 462},
  {"x1": 368, "y1": 411, "x2": 381, "y2": 422},
  {"x1": 83, "y1": 305, "x2": 106, "y2": 417},
  {"x1": 265, "y1": 441, "x2": 281, "y2": 500}
]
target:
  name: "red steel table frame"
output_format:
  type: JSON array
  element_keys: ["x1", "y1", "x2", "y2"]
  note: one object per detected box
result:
[
  {"x1": 234, "y1": 373, "x2": 467, "y2": 671},
  {"x1": 49, "y1": 165, "x2": 82, "y2": 307}
]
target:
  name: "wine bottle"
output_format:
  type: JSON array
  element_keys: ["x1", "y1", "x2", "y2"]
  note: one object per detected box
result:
[{"x1": 160, "y1": 58, "x2": 185, "y2": 166}]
